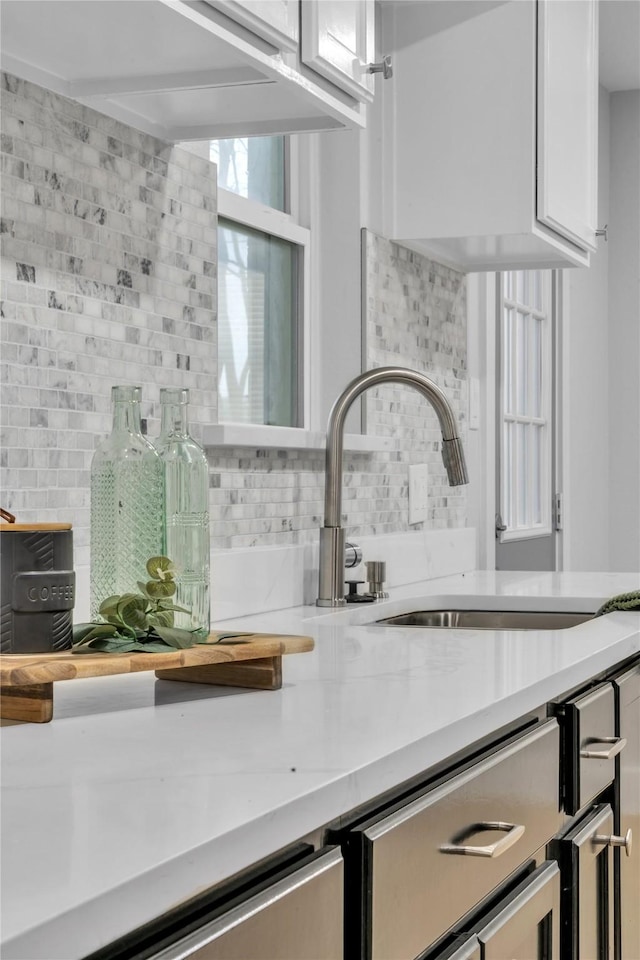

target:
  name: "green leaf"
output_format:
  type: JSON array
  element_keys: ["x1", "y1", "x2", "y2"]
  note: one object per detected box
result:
[
  {"x1": 137, "y1": 581, "x2": 153, "y2": 598},
  {"x1": 146, "y1": 556, "x2": 177, "y2": 582},
  {"x1": 86, "y1": 637, "x2": 140, "y2": 653},
  {"x1": 137, "y1": 640, "x2": 175, "y2": 653},
  {"x1": 98, "y1": 595, "x2": 122, "y2": 617},
  {"x1": 145, "y1": 579, "x2": 176, "y2": 599},
  {"x1": 73, "y1": 622, "x2": 102, "y2": 643},
  {"x1": 117, "y1": 594, "x2": 149, "y2": 630},
  {"x1": 155, "y1": 602, "x2": 190, "y2": 614},
  {"x1": 153, "y1": 625, "x2": 198, "y2": 649},
  {"x1": 73, "y1": 644, "x2": 107, "y2": 655},
  {"x1": 203, "y1": 632, "x2": 252, "y2": 644},
  {"x1": 148, "y1": 609, "x2": 175, "y2": 628},
  {"x1": 103, "y1": 613, "x2": 125, "y2": 626},
  {"x1": 72, "y1": 622, "x2": 120, "y2": 646}
]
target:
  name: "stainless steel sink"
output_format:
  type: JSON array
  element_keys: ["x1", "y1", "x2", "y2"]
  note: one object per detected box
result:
[{"x1": 376, "y1": 610, "x2": 595, "y2": 630}]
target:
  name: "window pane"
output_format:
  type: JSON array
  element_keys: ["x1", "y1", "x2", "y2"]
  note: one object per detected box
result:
[
  {"x1": 210, "y1": 137, "x2": 286, "y2": 211},
  {"x1": 516, "y1": 310, "x2": 527, "y2": 415},
  {"x1": 531, "y1": 317, "x2": 542, "y2": 418},
  {"x1": 532, "y1": 426, "x2": 542, "y2": 524},
  {"x1": 517, "y1": 423, "x2": 528, "y2": 526},
  {"x1": 503, "y1": 421, "x2": 513, "y2": 527},
  {"x1": 218, "y1": 220, "x2": 300, "y2": 427},
  {"x1": 531, "y1": 271, "x2": 542, "y2": 311},
  {"x1": 500, "y1": 271, "x2": 552, "y2": 538},
  {"x1": 503, "y1": 308, "x2": 514, "y2": 414}
]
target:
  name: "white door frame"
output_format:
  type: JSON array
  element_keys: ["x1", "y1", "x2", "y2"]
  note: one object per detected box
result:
[{"x1": 470, "y1": 270, "x2": 563, "y2": 572}]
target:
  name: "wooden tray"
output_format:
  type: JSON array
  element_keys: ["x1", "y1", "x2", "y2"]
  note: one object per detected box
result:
[{"x1": 0, "y1": 631, "x2": 314, "y2": 723}]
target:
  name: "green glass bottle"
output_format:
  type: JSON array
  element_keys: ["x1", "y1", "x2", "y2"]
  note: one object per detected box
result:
[
  {"x1": 155, "y1": 388, "x2": 210, "y2": 638},
  {"x1": 90, "y1": 386, "x2": 164, "y2": 619}
]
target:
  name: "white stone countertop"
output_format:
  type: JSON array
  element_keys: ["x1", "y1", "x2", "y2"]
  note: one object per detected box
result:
[{"x1": 2, "y1": 571, "x2": 639, "y2": 960}]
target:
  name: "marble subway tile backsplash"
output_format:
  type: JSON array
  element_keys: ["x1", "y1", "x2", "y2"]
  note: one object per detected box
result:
[
  {"x1": 1, "y1": 73, "x2": 217, "y2": 566},
  {"x1": 205, "y1": 231, "x2": 468, "y2": 547},
  {"x1": 1, "y1": 72, "x2": 467, "y2": 570}
]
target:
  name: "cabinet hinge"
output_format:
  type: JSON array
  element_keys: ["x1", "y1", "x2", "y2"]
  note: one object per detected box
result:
[{"x1": 554, "y1": 493, "x2": 563, "y2": 531}]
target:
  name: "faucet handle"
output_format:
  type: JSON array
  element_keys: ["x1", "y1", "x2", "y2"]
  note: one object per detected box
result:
[
  {"x1": 345, "y1": 541, "x2": 362, "y2": 568},
  {"x1": 345, "y1": 580, "x2": 375, "y2": 604},
  {"x1": 366, "y1": 561, "x2": 389, "y2": 600}
]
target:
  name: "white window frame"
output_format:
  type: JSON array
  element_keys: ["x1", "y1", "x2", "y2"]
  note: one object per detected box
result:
[
  {"x1": 217, "y1": 188, "x2": 311, "y2": 430},
  {"x1": 499, "y1": 270, "x2": 553, "y2": 542}
]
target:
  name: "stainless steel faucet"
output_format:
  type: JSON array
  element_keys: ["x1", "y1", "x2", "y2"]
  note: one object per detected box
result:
[{"x1": 316, "y1": 366, "x2": 469, "y2": 607}]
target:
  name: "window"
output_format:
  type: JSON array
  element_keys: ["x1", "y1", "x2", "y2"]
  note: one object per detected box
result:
[
  {"x1": 211, "y1": 138, "x2": 309, "y2": 428},
  {"x1": 218, "y1": 220, "x2": 300, "y2": 426},
  {"x1": 211, "y1": 137, "x2": 286, "y2": 211},
  {"x1": 499, "y1": 270, "x2": 553, "y2": 539}
]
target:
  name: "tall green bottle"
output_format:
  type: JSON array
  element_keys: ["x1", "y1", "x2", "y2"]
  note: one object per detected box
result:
[
  {"x1": 155, "y1": 388, "x2": 210, "y2": 638},
  {"x1": 90, "y1": 385, "x2": 164, "y2": 619}
]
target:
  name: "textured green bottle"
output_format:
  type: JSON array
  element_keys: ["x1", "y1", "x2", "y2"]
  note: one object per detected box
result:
[
  {"x1": 155, "y1": 388, "x2": 210, "y2": 638},
  {"x1": 90, "y1": 386, "x2": 164, "y2": 619}
]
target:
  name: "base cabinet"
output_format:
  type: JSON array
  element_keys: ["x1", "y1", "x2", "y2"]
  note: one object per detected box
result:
[
  {"x1": 82, "y1": 656, "x2": 639, "y2": 960},
  {"x1": 554, "y1": 804, "x2": 615, "y2": 960},
  {"x1": 429, "y1": 863, "x2": 560, "y2": 960},
  {"x1": 465, "y1": 862, "x2": 560, "y2": 960},
  {"x1": 330, "y1": 721, "x2": 561, "y2": 960},
  {"x1": 84, "y1": 847, "x2": 343, "y2": 960},
  {"x1": 613, "y1": 664, "x2": 640, "y2": 960}
]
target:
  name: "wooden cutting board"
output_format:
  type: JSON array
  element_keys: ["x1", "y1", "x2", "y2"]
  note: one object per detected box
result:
[{"x1": 0, "y1": 631, "x2": 314, "y2": 724}]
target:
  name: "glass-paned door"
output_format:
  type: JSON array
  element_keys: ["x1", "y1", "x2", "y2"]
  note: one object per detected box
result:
[{"x1": 496, "y1": 270, "x2": 557, "y2": 571}]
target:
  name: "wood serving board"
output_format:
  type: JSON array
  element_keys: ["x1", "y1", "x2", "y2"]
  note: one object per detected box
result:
[{"x1": 0, "y1": 632, "x2": 314, "y2": 724}]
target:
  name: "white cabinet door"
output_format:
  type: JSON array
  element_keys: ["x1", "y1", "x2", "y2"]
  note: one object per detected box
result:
[
  {"x1": 537, "y1": 0, "x2": 598, "y2": 251},
  {"x1": 205, "y1": 1, "x2": 299, "y2": 51},
  {"x1": 300, "y1": 0, "x2": 375, "y2": 102}
]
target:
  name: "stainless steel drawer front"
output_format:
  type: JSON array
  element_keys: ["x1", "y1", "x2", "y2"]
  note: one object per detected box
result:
[
  {"x1": 430, "y1": 935, "x2": 481, "y2": 960},
  {"x1": 145, "y1": 849, "x2": 343, "y2": 960},
  {"x1": 364, "y1": 721, "x2": 561, "y2": 960},
  {"x1": 474, "y1": 861, "x2": 560, "y2": 960},
  {"x1": 613, "y1": 663, "x2": 640, "y2": 960},
  {"x1": 556, "y1": 803, "x2": 615, "y2": 960},
  {"x1": 574, "y1": 684, "x2": 618, "y2": 812}
]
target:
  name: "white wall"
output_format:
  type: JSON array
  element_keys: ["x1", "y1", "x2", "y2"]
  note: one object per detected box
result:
[
  {"x1": 311, "y1": 128, "x2": 364, "y2": 432},
  {"x1": 563, "y1": 88, "x2": 640, "y2": 574},
  {"x1": 608, "y1": 90, "x2": 640, "y2": 571},
  {"x1": 562, "y1": 86, "x2": 611, "y2": 571}
]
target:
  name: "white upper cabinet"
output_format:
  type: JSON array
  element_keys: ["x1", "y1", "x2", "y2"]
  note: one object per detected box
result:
[
  {"x1": 0, "y1": 0, "x2": 376, "y2": 141},
  {"x1": 301, "y1": 0, "x2": 375, "y2": 103},
  {"x1": 537, "y1": 0, "x2": 599, "y2": 251},
  {"x1": 205, "y1": 1, "x2": 299, "y2": 51},
  {"x1": 382, "y1": 0, "x2": 599, "y2": 272}
]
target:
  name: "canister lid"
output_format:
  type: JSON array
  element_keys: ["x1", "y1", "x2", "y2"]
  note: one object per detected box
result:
[{"x1": 0, "y1": 522, "x2": 72, "y2": 532}]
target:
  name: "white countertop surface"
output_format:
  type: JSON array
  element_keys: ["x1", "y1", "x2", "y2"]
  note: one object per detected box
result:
[{"x1": 2, "y1": 570, "x2": 639, "y2": 959}]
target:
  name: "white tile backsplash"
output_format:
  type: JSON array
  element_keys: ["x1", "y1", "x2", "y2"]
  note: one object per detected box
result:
[
  {"x1": 1, "y1": 72, "x2": 217, "y2": 570},
  {"x1": 1, "y1": 74, "x2": 471, "y2": 617}
]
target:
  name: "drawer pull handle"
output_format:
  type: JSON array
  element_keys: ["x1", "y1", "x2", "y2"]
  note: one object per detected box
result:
[
  {"x1": 440, "y1": 821, "x2": 526, "y2": 858},
  {"x1": 594, "y1": 828, "x2": 633, "y2": 857},
  {"x1": 580, "y1": 736, "x2": 627, "y2": 760}
]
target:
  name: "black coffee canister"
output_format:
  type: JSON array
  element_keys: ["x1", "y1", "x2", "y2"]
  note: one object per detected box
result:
[{"x1": 0, "y1": 522, "x2": 76, "y2": 654}]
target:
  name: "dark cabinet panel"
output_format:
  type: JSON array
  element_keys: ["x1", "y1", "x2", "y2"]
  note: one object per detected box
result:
[
  {"x1": 554, "y1": 803, "x2": 615, "y2": 960},
  {"x1": 612, "y1": 664, "x2": 640, "y2": 960}
]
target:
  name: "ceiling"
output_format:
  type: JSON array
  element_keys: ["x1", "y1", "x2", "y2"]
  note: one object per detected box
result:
[{"x1": 599, "y1": 0, "x2": 640, "y2": 92}]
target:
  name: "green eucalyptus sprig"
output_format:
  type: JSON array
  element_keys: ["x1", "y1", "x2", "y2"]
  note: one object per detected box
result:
[{"x1": 73, "y1": 556, "x2": 201, "y2": 654}]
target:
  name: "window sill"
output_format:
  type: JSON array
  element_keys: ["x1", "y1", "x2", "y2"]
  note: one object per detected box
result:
[{"x1": 202, "y1": 423, "x2": 397, "y2": 453}]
